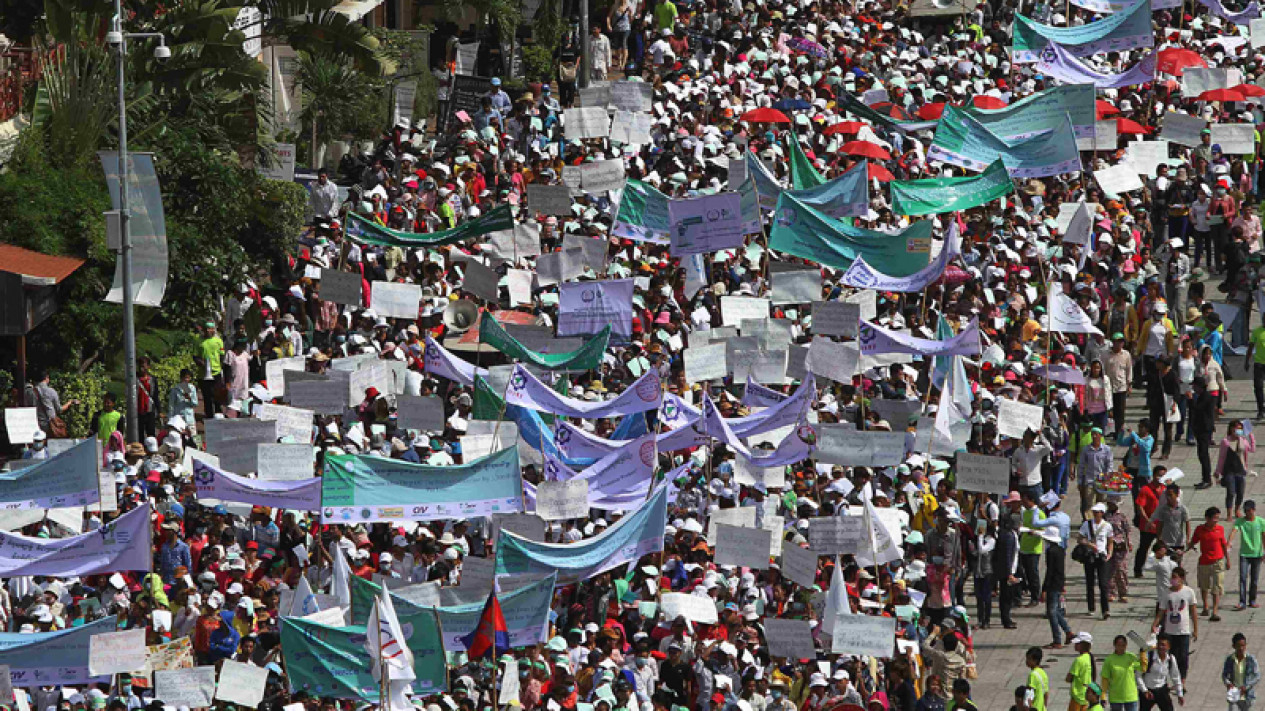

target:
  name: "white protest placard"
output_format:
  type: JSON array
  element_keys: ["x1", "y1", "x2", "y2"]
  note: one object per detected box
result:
[
  {"x1": 488, "y1": 224, "x2": 543, "y2": 260},
  {"x1": 580, "y1": 159, "x2": 627, "y2": 193},
  {"x1": 812, "y1": 301, "x2": 855, "y2": 337},
  {"x1": 97, "y1": 468, "x2": 118, "y2": 513},
  {"x1": 780, "y1": 544, "x2": 819, "y2": 588},
  {"x1": 1126, "y1": 140, "x2": 1170, "y2": 178},
  {"x1": 1182, "y1": 67, "x2": 1240, "y2": 97},
  {"x1": 318, "y1": 268, "x2": 362, "y2": 306},
  {"x1": 721, "y1": 297, "x2": 771, "y2": 327},
  {"x1": 808, "y1": 516, "x2": 864, "y2": 555},
  {"x1": 299, "y1": 607, "x2": 346, "y2": 627},
  {"x1": 807, "y1": 336, "x2": 860, "y2": 384},
  {"x1": 728, "y1": 158, "x2": 748, "y2": 189},
  {"x1": 557, "y1": 279, "x2": 634, "y2": 338},
  {"x1": 257, "y1": 443, "x2": 315, "y2": 481},
  {"x1": 732, "y1": 350, "x2": 787, "y2": 384},
  {"x1": 258, "y1": 403, "x2": 314, "y2": 443},
  {"x1": 816, "y1": 426, "x2": 906, "y2": 467},
  {"x1": 764, "y1": 618, "x2": 816, "y2": 660},
  {"x1": 396, "y1": 395, "x2": 446, "y2": 432},
  {"x1": 1094, "y1": 163, "x2": 1145, "y2": 196},
  {"x1": 997, "y1": 399, "x2": 1045, "y2": 438},
  {"x1": 955, "y1": 452, "x2": 1011, "y2": 496},
  {"x1": 493, "y1": 513, "x2": 548, "y2": 544},
  {"x1": 265, "y1": 356, "x2": 306, "y2": 398},
  {"x1": 578, "y1": 83, "x2": 612, "y2": 108},
  {"x1": 763, "y1": 513, "x2": 786, "y2": 557},
  {"x1": 1161, "y1": 112, "x2": 1205, "y2": 147},
  {"x1": 216, "y1": 660, "x2": 270, "y2": 708},
  {"x1": 535, "y1": 249, "x2": 586, "y2": 286},
  {"x1": 660, "y1": 592, "x2": 719, "y2": 624},
  {"x1": 669, "y1": 193, "x2": 744, "y2": 255},
  {"x1": 831, "y1": 615, "x2": 896, "y2": 657},
  {"x1": 393, "y1": 80, "x2": 417, "y2": 127},
  {"x1": 3, "y1": 409, "x2": 39, "y2": 444},
  {"x1": 772, "y1": 267, "x2": 822, "y2": 305},
  {"x1": 564, "y1": 107, "x2": 612, "y2": 139},
  {"x1": 715, "y1": 524, "x2": 774, "y2": 568},
  {"x1": 348, "y1": 362, "x2": 391, "y2": 407},
  {"x1": 1254, "y1": 18, "x2": 1265, "y2": 48},
  {"x1": 89, "y1": 628, "x2": 148, "y2": 675},
  {"x1": 1211, "y1": 123, "x2": 1256, "y2": 154},
  {"x1": 1094, "y1": 120, "x2": 1118, "y2": 151},
  {"x1": 707, "y1": 506, "x2": 757, "y2": 542},
  {"x1": 870, "y1": 398, "x2": 922, "y2": 428},
  {"x1": 461, "y1": 259, "x2": 500, "y2": 303},
  {"x1": 741, "y1": 318, "x2": 794, "y2": 349},
  {"x1": 526, "y1": 184, "x2": 573, "y2": 216},
  {"x1": 370, "y1": 282, "x2": 420, "y2": 320},
  {"x1": 610, "y1": 111, "x2": 655, "y2": 145},
  {"x1": 155, "y1": 667, "x2": 217, "y2": 707},
  {"x1": 734, "y1": 457, "x2": 786, "y2": 491},
  {"x1": 611, "y1": 81, "x2": 654, "y2": 112},
  {"x1": 0, "y1": 665, "x2": 12, "y2": 704},
  {"x1": 535, "y1": 479, "x2": 589, "y2": 521},
  {"x1": 499, "y1": 659, "x2": 521, "y2": 707},
  {"x1": 507, "y1": 269, "x2": 534, "y2": 306},
  {"x1": 685, "y1": 343, "x2": 729, "y2": 382},
  {"x1": 288, "y1": 379, "x2": 347, "y2": 415}
]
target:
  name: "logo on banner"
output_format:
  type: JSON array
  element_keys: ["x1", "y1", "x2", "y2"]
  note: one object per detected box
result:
[
  {"x1": 849, "y1": 263, "x2": 878, "y2": 288},
  {"x1": 545, "y1": 459, "x2": 561, "y2": 481},
  {"x1": 1039, "y1": 46, "x2": 1057, "y2": 63},
  {"x1": 640, "y1": 441, "x2": 656, "y2": 466},
  {"x1": 510, "y1": 369, "x2": 527, "y2": 391},
  {"x1": 193, "y1": 465, "x2": 215, "y2": 487},
  {"x1": 858, "y1": 323, "x2": 877, "y2": 346},
  {"x1": 636, "y1": 373, "x2": 661, "y2": 402},
  {"x1": 556, "y1": 427, "x2": 572, "y2": 446},
  {"x1": 425, "y1": 344, "x2": 440, "y2": 360},
  {"x1": 776, "y1": 207, "x2": 798, "y2": 227},
  {"x1": 581, "y1": 289, "x2": 598, "y2": 303},
  {"x1": 662, "y1": 400, "x2": 679, "y2": 422},
  {"x1": 796, "y1": 423, "x2": 818, "y2": 446}
]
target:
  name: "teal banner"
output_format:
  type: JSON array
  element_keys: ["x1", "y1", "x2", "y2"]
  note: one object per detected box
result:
[
  {"x1": 280, "y1": 611, "x2": 447, "y2": 700},
  {"x1": 612, "y1": 180, "x2": 672, "y2": 244},
  {"x1": 1012, "y1": 0, "x2": 1153, "y2": 62},
  {"x1": 929, "y1": 105, "x2": 1082, "y2": 178},
  {"x1": 769, "y1": 193, "x2": 933, "y2": 274},
  {"x1": 961, "y1": 84, "x2": 1097, "y2": 140},
  {"x1": 890, "y1": 159, "x2": 1016, "y2": 216}
]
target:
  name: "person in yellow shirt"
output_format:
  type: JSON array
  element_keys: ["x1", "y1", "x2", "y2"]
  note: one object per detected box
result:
[
  {"x1": 1065, "y1": 632, "x2": 1095, "y2": 711},
  {"x1": 1023, "y1": 307, "x2": 1045, "y2": 343},
  {"x1": 1026, "y1": 647, "x2": 1050, "y2": 711}
]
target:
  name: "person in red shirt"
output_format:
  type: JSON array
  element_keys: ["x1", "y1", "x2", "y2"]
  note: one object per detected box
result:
[
  {"x1": 1134, "y1": 476, "x2": 1166, "y2": 577},
  {"x1": 1191, "y1": 505, "x2": 1229, "y2": 621}
]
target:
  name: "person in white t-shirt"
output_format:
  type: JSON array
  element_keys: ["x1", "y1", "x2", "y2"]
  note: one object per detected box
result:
[
  {"x1": 1153, "y1": 566, "x2": 1198, "y2": 683},
  {"x1": 1079, "y1": 502, "x2": 1115, "y2": 619}
]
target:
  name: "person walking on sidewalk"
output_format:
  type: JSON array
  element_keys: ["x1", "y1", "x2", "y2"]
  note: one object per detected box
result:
[
  {"x1": 1191, "y1": 506, "x2": 1229, "y2": 621},
  {"x1": 1230, "y1": 500, "x2": 1265, "y2": 610},
  {"x1": 1222, "y1": 633, "x2": 1259, "y2": 711},
  {"x1": 1216, "y1": 421, "x2": 1256, "y2": 519},
  {"x1": 1192, "y1": 376, "x2": 1220, "y2": 489}
]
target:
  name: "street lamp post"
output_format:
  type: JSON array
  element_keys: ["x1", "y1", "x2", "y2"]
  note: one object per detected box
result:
[{"x1": 106, "y1": 1, "x2": 168, "y2": 444}]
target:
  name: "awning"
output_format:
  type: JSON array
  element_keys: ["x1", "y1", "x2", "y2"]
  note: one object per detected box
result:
[
  {"x1": 0, "y1": 245, "x2": 85, "y2": 286},
  {"x1": 331, "y1": 0, "x2": 385, "y2": 21}
]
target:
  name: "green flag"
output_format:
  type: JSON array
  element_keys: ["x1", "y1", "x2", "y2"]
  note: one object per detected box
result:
[
  {"x1": 787, "y1": 132, "x2": 827, "y2": 189},
  {"x1": 472, "y1": 376, "x2": 558, "y2": 424},
  {"x1": 479, "y1": 313, "x2": 610, "y2": 371},
  {"x1": 770, "y1": 192, "x2": 932, "y2": 275},
  {"x1": 889, "y1": 159, "x2": 1015, "y2": 216},
  {"x1": 345, "y1": 205, "x2": 515, "y2": 247}
]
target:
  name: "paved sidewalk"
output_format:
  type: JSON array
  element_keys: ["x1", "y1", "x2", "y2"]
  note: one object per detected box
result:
[{"x1": 969, "y1": 356, "x2": 1264, "y2": 710}]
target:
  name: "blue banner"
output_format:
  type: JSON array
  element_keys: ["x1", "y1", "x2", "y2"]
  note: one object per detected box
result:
[
  {"x1": 1013, "y1": 0, "x2": 1153, "y2": 62},
  {"x1": 0, "y1": 617, "x2": 114, "y2": 687},
  {"x1": 496, "y1": 486, "x2": 667, "y2": 585},
  {"x1": 0, "y1": 438, "x2": 99, "y2": 509}
]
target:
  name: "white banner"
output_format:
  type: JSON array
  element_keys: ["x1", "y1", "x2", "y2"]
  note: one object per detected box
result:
[
  {"x1": 669, "y1": 193, "x2": 745, "y2": 255},
  {"x1": 831, "y1": 614, "x2": 896, "y2": 657}
]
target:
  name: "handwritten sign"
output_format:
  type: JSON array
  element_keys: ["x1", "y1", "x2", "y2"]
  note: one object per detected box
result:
[
  {"x1": 780, "y1": 544, "x2": 819, "y2": 588},
  {"x1": 319, "y1": 269, "x2": 362, "y2": 306},
  {"x1": 720, "y1": 297, "x2": 770, "y2": 326},
  {"x1": 707, "y1": 505, "x2": 756, "y2": 542},
  {"x1": 771, "y1": 267, "x2": 822, "y2": 305},
  {"x1": 396, "y1": 395, "x2": 446, "y2": 432},
  {"x1": 714, "y1": 523, "x2": 774, "y2": 568},
  {"x1": 526, "y1": 184, "x2": 573, "y2": 216},
  {"x1": 660, "y1": 592, "x2": 719, "y2": 624},
  {"x1": 216, "y1": 660, "x2": 270, "y2": 708},
  {"x1": 371, "y1": 282, "x2": 421, "y2": 320},
  {"x1": 955, "y1": 452, "x2": 1010, "y2": 495},
  {"x1": 816, "y1": 427, "x2": 905, "y2": 466},
  {"x1": 610, "y1": 111, "x2": 654, "y2": 145},
  {"x1": 579, "y1": 160, "x2": 626, "y2": 193},
  {"x1": 257, "y1": 443, "x2": 315, "y2": 481},
  {"x1": 4, "y1": 409, "x2": 39, "y2": 444},
  {"x1": 831, "y1": 615, "x2": 896, "y2": 658},
  {"x1": 764, "y1": 618, "x2": 816, "y2": 660},
  {"x1": 89, "y1": 629, "x2": 148, "y2": 675},
  {"x1": 258, "y1": 404, "x2": 314, "y2": 443},
  {"x1": 611, "y1": 81, "x2": 653, "y2": 112},
  {"x1": 154, "y1": 667, "x2": 217, "y2": 707},
  {"x1": 685, "y1": 343, "x2": 728, "y2": 382},
  {"x1": 535, "y1": 479, "x2": 589, "y2": 521},
  {"x1": 808, "y1": 516, "x2": 864, "y2": 555},
  {"x1": 564, "y1": 107, "x2": 611, "y2": 139},
  {"x1": 996, "y1": 399, "x2": 1044, "y2": 439}
]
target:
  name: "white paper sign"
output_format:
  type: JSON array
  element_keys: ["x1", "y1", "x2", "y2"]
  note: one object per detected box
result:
[
  {"x1": 1126, "y1": 140, "x2": 1170, "y2": 178},
  {"x1": 258, "y1": 404, "x2": 314, "y2": 443},
  {"x1": 660, "y1": 592, "x2": 719, "y2": 624},
  {"x1": 564, "y1": 107, "x2": 612, "y2": 139},
  {"x1": 1211, "y1": 123, "x2": 1256, "y2": 155},
  {"x1": 954, "y1": 452, "x2": 1011, "y2": 495},
  {"x1": 155, "y1": 667, "x2": 217, "y2": 707},
  {"x1": 216, "y1": 660, "x2": 270, "y2": 708},
  {"x1": 610, "y1": 111, "x2": 655, "y2": 145},
  {"x1": 525, "y1": 184, "x2": 573, "y2": 216},
  {"x1": 370, "y1": 282, "x2": 421, "y2": 319},
  {"x1": 772, "y1": 268, "x2": 821, "y2": 305},
  {"x1": 685, "y1": 343, "x2": 729, "y2": 382},
  {"x1": 808, "y1": 516, "x2": 865, "y2": 555},
  {"x1": 816, "y1": 427, "x2": 906, "y2": 466},
  {"x1": 264, "y1": 356, "x2": 307, "y2": 398},
  {"x1": 257, "y1": 443, "x2": 316, "y2": 481},
  {"x1": 708, "y1": 506, "x2": 757, "y2": 542},
  {"x1": 3, "y1": 409, "x2": 39, "y2": 444},
  {"x1": 714, "y1": 524, "x2": 774, "y2": 568},
  {"x1": 721, "y1": 297, "x2": 771, "y2": 327},
  {"x1": 807, "y1": 336, "x2": 860, "y2": 383},
  {"x1": 996, "y1": 399, "x2": 1045, "y2": 439},
  {"x1": 89, "y1": 629, "x2": 148, "y2": 675},
  {"x1": 780, "y1": 544, "x2": 819, "y2": 588},
  {"x1": 669, "y1": 193, "x2": 745, "y2": 255},
  {"x1": 1094, "y1": 163, "x2": 1145, "y2": 196},
  {"x1": 1161, "y1": 112, "x2": 1206, "y2": 147},
  {"x1": 812, "y1": 301, "x2": 856, "y2": 337},
  {"x1": 1253, "y1": 18, "x2": 1265, "y2": 48},
  {"x1": 764, "y1": 618, "x2": 816, "y2": 660},
  {"x1": 535, "y1": 479, "x2": 589, "y2": 521},
  {"x1": 579, "y1": 160, "x2": 627, "y2": 193},
  {"x1": 831, "y1": 615, "x2": 896, "y2": 657},
  {"x1": 611, "y1": 81, "x2": 654, "y2": 112}
]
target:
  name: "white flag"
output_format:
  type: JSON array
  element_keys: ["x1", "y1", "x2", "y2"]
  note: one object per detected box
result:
[
  {"x1": 821, "y1": 555, "x2": 853, "y2": 639},
  {"x1": 1062, "y1": 202, "x2": 1092, "y2": 246},
  {"x1": 330, "y1": 542, "x2": 352, "y2": 608},
  {"x1": 367, "y1": 590, "x2": 416, "y2": 681},
  {"x1": 1049, "y1": 291, "x2": 1103, "y2": 335},
  {"x1": 857, "y1": 498, "x2": 903, "y2": 567},
  {"x1": 931, "y1": 356, "x2": 972, "y2": 456},
  {"x1": 291, "y1": 576, "x2": 320, "y2": 617}
]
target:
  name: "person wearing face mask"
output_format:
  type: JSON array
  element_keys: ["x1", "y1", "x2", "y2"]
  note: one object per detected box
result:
[
  {"x1": 21, "y1": 430, "x2": 49, "y2": 460},
  {"x1": 1216, "y1": 420, "x2": 1256, "y2": 520}
]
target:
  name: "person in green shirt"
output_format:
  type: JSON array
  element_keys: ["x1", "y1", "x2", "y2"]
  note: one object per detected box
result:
[
  {"x1": 196, "y1": 321, "x2": 225, "y2": 417},
  {"x1": 1243, "y1": 312, "x2": 1265, "y2": 418},
  {"x1": 90, "y1": 392, "x2": 124, "y2": 444},
  {"x1": 1020, "y1": 491, "x2": 1046, "y2": 605},
  {"x1": 653, "y1": 0, "x2": 677, "y2": 30},
  {"x1": 1099, "y1": 635, "x2": 1141, "y2": 709},
  {"x1": 1025, "y1": 647, "x2": 1049, "y2": 711},
  {"x1": 1084, "y1": 682, "x2": 1105, "y2": 711},
  {"x1": 1066, "y1": 632, "x2": 1095, "y2": 711},
  {"x1": 1231, "y1": 499, "x2": 1265, "y2": 609}
]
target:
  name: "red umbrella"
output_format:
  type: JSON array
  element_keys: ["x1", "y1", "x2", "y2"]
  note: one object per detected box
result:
[
  {"x1": 866, "y1": 161, "x2": 894, "y2": 182},
  {"x1": 1116, "y1": 117, "x2": 1149, "y2": 135},
  {"x1": 867, "y1": 102, "x2": 912, "y2": 120},
  {"x1": 1156, "y1": 47, "x2": 1208, "y2": 75},
  {"x1": 841, "y1": 141, "x2": 891, "y2": 159},
  {"x1": 822, "y1": 120, "x2": 867, "y2": 135},
  {"x1": 1095, "y1": 100, "x2": 1121, "y2": 119},
  {"x1": 972, "y1": 95, "x2": 1008, "y2": 109},
  {"x1": 739, "y1": 107, "x2": 791, "y2": 124},
  {"x1": 1197, "y1": 88, "x2": 1248, "y2": 102},
  {"x1": 1231, "y1": 83, "x2": 1265, "y2": 97},
  {"x1": 917, "y1": 102, "x2": 947, "y2": 120}
]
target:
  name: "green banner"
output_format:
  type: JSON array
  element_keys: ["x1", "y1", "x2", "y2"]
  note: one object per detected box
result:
[
  {"x1": 611, "y1": 179, "x2": 671, "y2": 244},
  {"x1": 279, "y1": 611, "x2": 447, "y2": 701},
  {"x1": 787, "y1": 132, "x2": 826, "y2": 189},
  {"x1": 889, "y1": 159, "x2": 1015, "y2": 216},
  {"x1": 770, "y1": 192, "x2": 933, "y2": 275},
  {"x1": 345, "y1": 205, "x2": 515, "y2": 248},
  {"x1": 471, "y1": 376, "x2": 562, "y2": 424},
  {"x1": 479, "y1": 313, "x2": 610, "y2": 371}
]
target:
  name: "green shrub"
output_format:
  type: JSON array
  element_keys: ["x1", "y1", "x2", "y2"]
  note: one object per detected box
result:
[
  {"x1": 50, "y1": 364, "x2": 109, "y2": 439},
  {"x1": 150, "y1": 346, "x2": 199, "y2": 415}
]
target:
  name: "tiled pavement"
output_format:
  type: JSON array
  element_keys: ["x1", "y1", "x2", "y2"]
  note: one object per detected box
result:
[{"x1": 970, "y1": 356, "x2": 1265, "y2": 710}]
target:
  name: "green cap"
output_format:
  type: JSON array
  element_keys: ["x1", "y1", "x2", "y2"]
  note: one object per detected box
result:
[
  {"x1": 1086, "y1": 682, "x2": 1103, "y2": 696},
  {"x1": 1111, "y1": 332, "x2": 1125, "y2": 340}
]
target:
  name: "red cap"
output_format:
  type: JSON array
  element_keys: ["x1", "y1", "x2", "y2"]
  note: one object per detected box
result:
[
  {"x1": 246, "y1": 541, "x2": 259, "y2": 551},
  {"x1": 712, "y1": 694, "x2": 725, "y2": 704},
  {"x1": 365, "y1": 387, "x2": 381, "y2": 399}
]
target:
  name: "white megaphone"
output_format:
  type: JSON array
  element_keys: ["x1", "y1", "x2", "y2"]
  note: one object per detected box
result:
[{"x1": 443, "y1": 300, "x2": 480, "y2": 333}]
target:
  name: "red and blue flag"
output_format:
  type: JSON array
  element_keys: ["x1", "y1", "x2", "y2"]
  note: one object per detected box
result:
[{"x1": 461, "y1": 590, "x2": 510, "y2": 658}]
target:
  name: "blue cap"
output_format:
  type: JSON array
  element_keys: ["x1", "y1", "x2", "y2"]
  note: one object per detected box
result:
[
  {"x1": 213, "y1": 505, "x2": 229, "y2": 515},
  {"x1": 491, "y1": 77, "x2": 502, "y2": 86}
]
